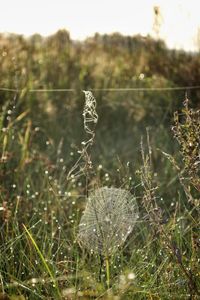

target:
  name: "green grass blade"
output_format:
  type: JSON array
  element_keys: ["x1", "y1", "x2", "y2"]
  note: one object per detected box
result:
[{"x1": 23, "y1": 224, "x2": 62, "y2": 299}]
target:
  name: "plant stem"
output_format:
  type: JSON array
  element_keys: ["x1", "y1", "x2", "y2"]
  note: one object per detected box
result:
[{"x1": 105, "y1": 256, "x2": 110, "y2": 289}]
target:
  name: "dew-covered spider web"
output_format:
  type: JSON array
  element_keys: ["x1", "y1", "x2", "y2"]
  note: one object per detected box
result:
[
  {"x1": 78, "y1": 187, "x2": 138, "y2": 256},
  {"x1": 67, "y1": 91, "x2": 98, "y2": 180}
]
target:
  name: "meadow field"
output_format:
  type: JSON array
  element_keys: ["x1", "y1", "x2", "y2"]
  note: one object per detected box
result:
[{"x1": 0, "y1": 31, "x2": 200, "y2": 299}]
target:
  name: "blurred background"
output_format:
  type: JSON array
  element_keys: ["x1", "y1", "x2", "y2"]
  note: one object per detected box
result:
[{"x1": 0, "y1": 0, "x2": 200, "y2": 199}]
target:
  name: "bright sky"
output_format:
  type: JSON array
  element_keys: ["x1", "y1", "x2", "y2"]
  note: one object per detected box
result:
[{"x1": 0, "y1": 0, "x2": 199, "y2": 51}]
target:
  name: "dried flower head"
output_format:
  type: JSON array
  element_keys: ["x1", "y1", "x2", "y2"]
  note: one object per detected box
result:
[{"x1": 172, "y1": 98, "x2": 200, "y2": 191}]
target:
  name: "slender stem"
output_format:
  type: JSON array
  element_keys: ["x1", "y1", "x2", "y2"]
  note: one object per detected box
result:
[
  {"x1": 99, "y1": 255, "x2": 103, "y2": 282},
  {"x1": 105, "y1": 256, "x2": 110, "y2": 288}
]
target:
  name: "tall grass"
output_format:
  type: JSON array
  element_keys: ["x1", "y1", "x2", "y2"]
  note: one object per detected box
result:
[{"x1": 0, "y1": 91, "x2": 199, "y2": 299}]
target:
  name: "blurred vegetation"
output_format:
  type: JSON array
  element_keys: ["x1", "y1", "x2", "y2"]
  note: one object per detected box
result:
[
  {"x1": 0, "y1": 31, "x2": 200, "y2": 299},
  {"x1": 1, "y1": 30, "x2": 200, "y2": 199}
]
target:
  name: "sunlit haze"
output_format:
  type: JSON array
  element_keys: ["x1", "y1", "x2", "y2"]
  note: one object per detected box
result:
[{"x1": 0, "y1": 0, "x2": 199, "y2": 51}]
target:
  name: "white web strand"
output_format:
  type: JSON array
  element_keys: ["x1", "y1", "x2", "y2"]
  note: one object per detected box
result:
[
  {"x1": 67, "y1": 91, "x2": 98, "y2": 180},
  {"x1": 82, "y1": 90, "x2": 98, "y2": 146}
]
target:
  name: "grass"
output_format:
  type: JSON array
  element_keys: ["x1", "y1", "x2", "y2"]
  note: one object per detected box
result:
[{"x1": 0, "y1": 92, "x2": 199, "y2": 299}]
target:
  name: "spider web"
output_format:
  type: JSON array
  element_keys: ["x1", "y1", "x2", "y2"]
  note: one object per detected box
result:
[
  {"x1": 67, "y1": 91, "x2": 98, "y2": 180},
  {"x1": 78, "y1": 187, "x2": 138, "y2": 256}
]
